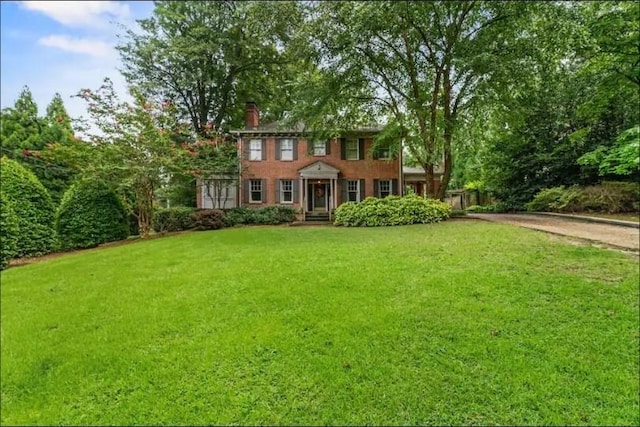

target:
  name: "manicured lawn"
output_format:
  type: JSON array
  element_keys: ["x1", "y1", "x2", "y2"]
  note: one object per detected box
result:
[{"x1": 1, "y1": 222, "x2": 638, "y2": 425}]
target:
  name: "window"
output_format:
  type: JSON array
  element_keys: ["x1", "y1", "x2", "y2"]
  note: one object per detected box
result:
[
  {"x1": 377, "y1": 147, "x2": 391, "y2": 159},
  {"x1": 280, "y1": 139, "x2": 293, "y2": 161},
  {"x1": 249, "y1": 139, "x2": 262, "y2": 161},
  {"x1": 347, "y1": 180, "x2": 360, "y2": 202},
  {"x1": 280, "y1": 180, "x2": 293, "y2": 203},
  {"x1": 250, "y1": 179, "x2": 262, "y2": 203},
  {"x1": 346, "y1": 139, "x2": 359, "y2": 160},
  {"x1": 379, "y1": 180, "x2": 391, "y2": 198},
  {"x1": 312, "y1": 141, "x2": 326, "y2": 156}
]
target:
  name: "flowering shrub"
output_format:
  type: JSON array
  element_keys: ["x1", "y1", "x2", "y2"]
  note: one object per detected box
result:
[
  {"x1": 334, "y1": 194, "x2": 451, "y2": 227},
  {"x1": 0, "y1": 156, "x2": 56, "y2": 257},
  {"x1": 55, "y1": 179, "x2": 129, "y2": 250}
]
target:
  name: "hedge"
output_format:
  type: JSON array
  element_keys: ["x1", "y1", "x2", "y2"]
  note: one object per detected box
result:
[
  {"x1": 190, "y1": 209, "x2": 225, "y2": 230},
  {"x1": 334, "y1": 194, "x2": 451, "y2": 227},
  {"x1": 153, "y1": 207, "x2": 197, "y2": 232},
  {"x1": 224, "y1": 206, "x2": 297, "y2": 226},
  {"x1": 0, "y1": 156, "x2": 56, "y2": 257},
  {"x1": 0, "y1": 192, "x2": 20, "y2": 270},
  {"x1": 55, "y1": 179, "x2": 130, "y2": 250},
  {"x1": 525, "y1": 182, "x2": 640, "y2": 214}
]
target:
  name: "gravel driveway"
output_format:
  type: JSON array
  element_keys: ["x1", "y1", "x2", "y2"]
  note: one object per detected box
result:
[{"x1": 468, "y1": 213, "x2": 639, "y2": 251}]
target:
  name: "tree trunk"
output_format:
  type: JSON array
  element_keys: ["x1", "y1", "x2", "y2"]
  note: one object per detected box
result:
[
  {"x1": 423, "y1": 162, "x2": 436, "y2": 198},
  {"x1": 135, "y1": 177, "x2": 154, "y2": 238}
]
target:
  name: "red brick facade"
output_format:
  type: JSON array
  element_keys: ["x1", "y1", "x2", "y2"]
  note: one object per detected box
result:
[{"x1": 196, "y1": 103, "x2": 438, "y2": 218}]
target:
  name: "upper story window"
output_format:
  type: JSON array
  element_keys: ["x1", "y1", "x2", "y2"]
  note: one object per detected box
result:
[
  {"x1": 313, "y1": 141, "x2": 326, "y2": 156},
  {"x1": 280, "y1": 139, "x2": 294, "y2": 161},
  {"x1": 249, "y1": 139, "x2": 262, "y2": 161},
  {"x1": 346, "y1": 139, "x2": 359, "y2": 160}
]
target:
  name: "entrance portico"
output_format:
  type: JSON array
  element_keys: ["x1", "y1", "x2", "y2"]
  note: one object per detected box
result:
[{"x1": 298, "y1": 161, "x2": 340, "y2": 219}]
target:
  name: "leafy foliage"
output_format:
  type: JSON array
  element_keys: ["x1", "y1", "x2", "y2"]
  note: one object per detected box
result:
[
  {"x1": 117, "y1": 1, "x2": 303, "y2": 135},
  {"x1": 73, "y1": 78, "x2": 185, "y2": 238},
  {"x1": 578, "y1": 126, "x2": 640, "y2": 178},
  {"x1": 0, "y1": 156, "x2": 56, "y2": 257},
  {"x1": 190, "y1": 209, "x2": 225, "y2": 231},
  {"x1": 525, "y1": 182, "x2": 639, "y2": 214},
  {"x1": 55, "y1": 179, "x2": 130, "y2": 250},
  {"x1": 0, "y1": 89, "x2": 78, "y2": 203},
  {"x1": 223, "y1": 206, "x2": 297, "y2": 226},
  {"x1": 153, "y1": 207, "x2": 197, "y2": 233},
  {"x1": 0, "y1": 192, "x2": 20, "y2": 270},
  {"x1": 334, "y1": 195, "x2": 450, "y2": 227}
]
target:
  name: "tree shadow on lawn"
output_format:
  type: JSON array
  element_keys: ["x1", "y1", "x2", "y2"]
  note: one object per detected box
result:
[{"x1": 8, "y1": 230, "x2": 195, "y2": 269}]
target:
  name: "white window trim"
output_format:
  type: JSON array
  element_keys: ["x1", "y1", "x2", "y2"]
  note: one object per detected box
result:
[
  {"x1": 280, "y1": 180, "x2": 293, "y2": 204},
  {"x1": 313, "y1": 141, "x2": 326, "y2": 156},
  {"x1": 347, "y1": 180, "x2": 360, "y2": 203},
  {"x1": 379, "y1": 179, "x2": 392, "y2": 198},
  {"x1": 280, "y1": 139, "x2": 293, "y2": 161},
  {"x1": 346, "y1": 139, "x2": 359, "y2": 160},
  {"x1": 250, "y1": 179, "x2": 262, "y2": 203},
  {"x1": 249, "y1": 139, "x2": 262, "y2": 161}
]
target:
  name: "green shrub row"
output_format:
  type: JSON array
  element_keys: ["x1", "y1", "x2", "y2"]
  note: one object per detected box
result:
[
  {"x1": 153, "y1": 207, "x2": 197, "y2": 232},
  {"x1": 525, "y1": 182, "x2": 639, "y2": 214},
  {"x1": 0, "y1": 192, "x2": 20, "y2": 270},
  {"x1": 334, "y1": 195, "x2": 451, "y2": 227},
  {"x1": 224, "y1": 206, "x2": 297, "y2": 226},
  {"x1": 0, "y1": 157, "x2": 56, "y2": 260},
  {"x1": 55, "y1": 179, "x2": 130, "y2": 250}
]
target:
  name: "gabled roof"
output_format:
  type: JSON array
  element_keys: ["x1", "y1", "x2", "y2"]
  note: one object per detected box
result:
[{"x1": 298, "y1": 161, "x2": 340, "y2": 179}]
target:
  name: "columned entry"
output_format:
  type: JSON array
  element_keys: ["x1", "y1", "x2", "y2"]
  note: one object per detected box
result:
[{"x1": 297, "y1": 161, "x2": 341, "y2": 221}]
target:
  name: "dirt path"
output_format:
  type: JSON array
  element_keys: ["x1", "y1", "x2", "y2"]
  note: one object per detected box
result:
[{"x1": 468, "y1": 213, "x2": 639, "y2": 251}]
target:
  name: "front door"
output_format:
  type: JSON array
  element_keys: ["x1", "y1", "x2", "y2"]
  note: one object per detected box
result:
[{"x1": 310, "y1": 183, "x2": 328, "y2": 211}]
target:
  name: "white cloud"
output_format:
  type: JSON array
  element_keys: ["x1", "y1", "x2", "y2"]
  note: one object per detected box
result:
[
  {"x1": 38, "y1": 35, "x2": 114, "y2": 58},
  {"x1": 20, "y1": 1, "x2": 131, "y2": 29}
]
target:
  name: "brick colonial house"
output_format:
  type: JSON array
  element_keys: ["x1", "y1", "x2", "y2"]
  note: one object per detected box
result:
[{"x1": 196, "y1": 102, "x2": 440, "y2": 221}]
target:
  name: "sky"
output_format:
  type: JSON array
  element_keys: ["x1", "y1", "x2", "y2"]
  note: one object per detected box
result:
[{"x1": 1, "y1": 1, "x2": 155, "y2": 124}]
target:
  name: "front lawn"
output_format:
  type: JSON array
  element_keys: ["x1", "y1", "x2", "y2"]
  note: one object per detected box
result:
[{"x1": 1, "y1": 222, "x2": 638, "y2": 425}]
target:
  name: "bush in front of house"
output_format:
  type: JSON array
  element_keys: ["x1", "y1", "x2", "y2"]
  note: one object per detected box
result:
[
  {"x1": 0, "y1": 156, "x2": 57, "y2": 257},
  {"x1": 525, "y1": 182, "x2": 639, "y2": 214},
  {"x1": 153, "y1": 207, "x2": 197, "y2": 232},
  {"x1": 190, "y1": 209, "x2": 225, "y2": 230},
  {"x1": 0, "y1": 192, "x2": 20, "y2": 270},
  {"x1": 223, "y1": 206, "x2": 297, "y2": 226},
  {"x1": 334, "y1": 194, "x2": 451, "y2": 227},
  {"x1": 55, "y1": 179, "x2": 130, "y2": 250}
]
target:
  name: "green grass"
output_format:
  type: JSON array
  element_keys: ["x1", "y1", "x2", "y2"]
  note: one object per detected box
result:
[{"x1": 1, "y1": 222, "x2": 638, "y2": 426}]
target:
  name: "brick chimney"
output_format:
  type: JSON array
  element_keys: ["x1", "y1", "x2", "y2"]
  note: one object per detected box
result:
[{"x1": 245, "y1": 101, "x2": 259, "y2": 129}]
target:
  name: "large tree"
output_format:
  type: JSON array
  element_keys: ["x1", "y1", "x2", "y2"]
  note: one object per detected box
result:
[
  {"x1": 289, "y1": 1, "x2": 530, "y2": 199},
  {"x1": 73, "y1": 78, "x2": 184, "y2": 237},
  {"x1": 117, "y1": 0, "x2": 303, "y2": 136},
  {"x1": 0, "y1": 88, "x2": 78, "y2": 203}
]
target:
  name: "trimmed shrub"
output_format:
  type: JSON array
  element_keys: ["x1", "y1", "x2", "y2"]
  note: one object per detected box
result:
[
  {"x1": 0, "y1": 156, "x2": 56, "y2": 257},
  {"x1": 0, "y1": 192, "x2": 20, "y2": 270},
  {"x1": 223, "y1": 206, "x2": 297, "y2": 226},
  {"x1": 55, "y1": 179, "x2": 129, "y2": 250},
  {"x1": 334, "y1": 194, "x2": 451, "y2": 227},
  {"x1": 526, "y1": 182, "x2": 639, "y2": 214},
  {"x1": 190, "y1": 209, "x2": 225, "y2": 230},
  {"x1": 580, "y1": 182, "x2": 639, "y2": 213},
  {"x1": 153, "y1": 207, "x2": 197, "y2": 232}
]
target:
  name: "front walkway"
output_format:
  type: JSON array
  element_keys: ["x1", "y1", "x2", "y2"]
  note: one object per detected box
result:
[{"x1": 468, "y1": 213, "x2": 639, "y2": 251}]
